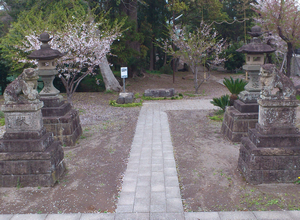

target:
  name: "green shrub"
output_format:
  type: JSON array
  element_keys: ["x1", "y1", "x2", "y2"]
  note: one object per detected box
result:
[
  {"x1": 0, "y1": 118, "x2": 5, "y2": 126},
  {"x1": 223, "y1": 77, "x2": 247, "y2": 95},
  {"x1": 141, "y1": 95, "x2": 182, "y2": 101},
  {"x1": 210, "y1": 94, "x2": 230, "y2": 112},
  {"x1": 159, "y1": 64, "x2": 173, "y2": 75},
  {"x1": 77, "y1": 74, "x2": 105, "y2": 92},
  {"x1": 223, "y1": 42, "x2": 245, "y2": 71},
  {"x1": 109, "y1": 100, "x2": 143, "y2": 107},
  {"x1": 223, "y1": 76, "x2": 247, "y2": 105}
]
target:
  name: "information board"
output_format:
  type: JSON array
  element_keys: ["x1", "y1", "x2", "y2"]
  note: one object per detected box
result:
[{"x1": 121, "y1": 67, "x2": 128, "y2": 78}]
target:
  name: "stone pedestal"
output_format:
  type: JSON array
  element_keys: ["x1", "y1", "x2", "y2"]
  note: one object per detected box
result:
[
  {"x1": 238, "y1": 99, "x2": 300, "y2": 184},
  {"x1": 0, "y1": 102, "x2": 65, "y2": 187},
  {"x1": 41, "y1": 95, "x2": 82, "y2": 146},
  {"x1": 222, "y1": 65, "x2": 261, "y2": 142},
  {"x1": 116, "y1": 93, "x2": 134, "y2": 104},
  {"x1": 221, "y1": 105, "x2": 258, "y2": 142}
]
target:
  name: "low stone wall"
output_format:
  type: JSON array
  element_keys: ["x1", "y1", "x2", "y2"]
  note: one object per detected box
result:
[{"x1": 144, "y1": 88, "x2": 175, "y2": 97}]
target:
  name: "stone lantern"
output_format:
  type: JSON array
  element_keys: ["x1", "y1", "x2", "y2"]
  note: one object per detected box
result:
[
  {"x1": 28, "y1": 32, "x2": 64, "y2": 97},
  {"x1": 28, "y1": 32, "x2": 82, "y2": 146},
  {"x1": 236, "y1": 25, "x2": 275, "y2": 103},
  {"x1": 221, "y1": 25, "x2": 275, "y2": 142}
]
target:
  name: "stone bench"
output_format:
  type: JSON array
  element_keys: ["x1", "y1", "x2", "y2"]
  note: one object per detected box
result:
[{"x1": 144, "y1": 88, "x2": 175, "y2": 97}]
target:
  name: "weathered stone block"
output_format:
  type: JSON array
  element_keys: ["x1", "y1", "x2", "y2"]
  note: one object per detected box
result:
[
  {"x1": 40, "y1": 95, "x2": 64, "y2": 108},
  {"x1": 238, "y1": 136, "x2": 300, "y2": 184},
  {"x1": 42, "y1": 102, "x2": 72, "y2": 117},
  {"x1": 0, "y1": 140, "x2": 65, "y2": 187},
  {"x1": 221, "y1": 106, "x2": 258, "y2": 142},
  {"x1": 0, "y1": 132, "x2": 53, "y2": 152},
  {"x1": 234, "y1": 100, "x2": 258, "y2": 113},
  {"x1": 116, "y1": 92, "x2": 135, "y2": 104},
  {"x1": 43, "y1": 109, "x2": 82, "y2": 146},
  {"x1": 2, "y1": 102, "x2": 44, "y2": 133},
  {"x1": 258, "y1": 99, "x2": 299, "y2": 131},
  {"x1": 248, "y1": 128, "x2": 300, "y2": 148},
  {"x1": 144, "y1": 88, "x2": 175, "y2": 97}
]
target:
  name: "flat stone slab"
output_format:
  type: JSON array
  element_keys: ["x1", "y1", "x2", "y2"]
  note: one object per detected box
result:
[{"x1": 144, "y1": 88, "x2": 175, "y2": 97}]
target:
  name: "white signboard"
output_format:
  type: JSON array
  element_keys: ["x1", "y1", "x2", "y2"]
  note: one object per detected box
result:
[{"x1": 121, "y1": 67, "x2": 128, "y2": 78}]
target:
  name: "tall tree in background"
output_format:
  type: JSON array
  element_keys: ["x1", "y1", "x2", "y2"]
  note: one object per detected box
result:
[
  {"x1": 141, "y1": 0, "x2": 169, "y2": 71},
  {"x1": 253, "y1": 0, "x2": 300, "y2": 77},
  {"x1": 162, "y1": 23, "x2": 225, "y2": 93}
]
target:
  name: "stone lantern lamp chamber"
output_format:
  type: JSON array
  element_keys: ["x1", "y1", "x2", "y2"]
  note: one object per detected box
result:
[{"x1": 28, "y1": 32, "x2": 82, "y2": 146}]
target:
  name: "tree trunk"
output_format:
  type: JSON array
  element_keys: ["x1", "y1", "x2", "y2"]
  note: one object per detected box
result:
[
  {"x1": 286, "y1": 42, "x2": 293, "y2": 77},
  {"x1": 121, "y1": 0, "x2": 140, "y2": 78},
  {"x1": 99, "y1": 56, "x2": 121, "y2": 92},
  {"x1": 149, "y1": 40, "x2": 154, "y2": 71}
]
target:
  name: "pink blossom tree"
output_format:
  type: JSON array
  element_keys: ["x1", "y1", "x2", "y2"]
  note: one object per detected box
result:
[
  {"x1": 1, "y1": 3, "x2": 124, "y2": 104},
  {"x1": 252, "y1": 0, "x2": 300, "y2": 77},
  {"x1": 162, "y1": 23, "x2": 225, "y2": 93}
]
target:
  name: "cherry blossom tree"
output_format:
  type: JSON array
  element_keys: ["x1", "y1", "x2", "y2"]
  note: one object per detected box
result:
[
  {"x1": 252, "y1": 0, "x2": 300, "y2": 77},
  {"x1": 1, "y1": 2, "x2": 124, "y2": 104},
  {"x1": 162, "y1": 23, "x2": 225, "y2": 93}
]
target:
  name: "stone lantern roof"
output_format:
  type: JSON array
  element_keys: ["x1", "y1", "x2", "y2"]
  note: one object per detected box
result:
[
  {"x1": 28, "y1": 32, "x2": 64, "y2": 60},
  {"x1": 236, "y1": 25, "x2": 275, "y2": 54}
]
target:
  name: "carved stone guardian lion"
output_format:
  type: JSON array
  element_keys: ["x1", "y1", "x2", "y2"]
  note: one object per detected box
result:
[
  {"x1": 259, "y1": 64, "x2": 296, "y2": 99},
  {"x1": 4, "y1": 68, "x2": 40, "y2": 104}
]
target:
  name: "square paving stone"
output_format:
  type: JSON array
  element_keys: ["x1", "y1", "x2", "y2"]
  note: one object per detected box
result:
[
  {"x1": 150, "y1": 213, "x2": 184, "y2": 220},
  {"x1": 288, "y1": 211, "x2": 300, "y2": 219},
  {"x1": 0, "y1": 215, "x2": 13, "y2": 220},
  {"x1": 164, "y1": 167, "x2": 178, "y2": 176},
  {"x1": 80, "y1": 213, "x2": 115, "y2": 220},
  {"x1": 137, "y1": 176, "x2": 151, "y2": 186},
  {"x1": 166, "y1": 186, "x2": 181, "y2": 198},
  {"x1": 150, "y1": 204, "x2": 166, "y2": 213},
  {"x1": 115, "y1": 204, "x2": 133, "y2": 213},
  {"x1": 121, "y1": 180, "x2": 137, "y2": 192},
  {"x1": 46, "y1": 214, "x2": 81, "y2": 220},
  {"x1": 117, "y1": 192, "x2": 135, "y2": 205},
  {"x1": 133, "y1": 198, "x2": 150, "y2": 212},
  {"x1": 115, "y1": 213, "x2": 149, "y2": 220},
  {"x1": 151, "y1": 192, "x2": 166, "y2": 205},
  {"x1": 219, "y1": 211, "x2": 256, "y2": 220},
  {"x1": 12, "y1": 214, "x2": 48, "y2": 220},
  {"x1": 185, "y1": 212, "x2": 220, "y2": 220},
  {"x1": 166, "y1": 198, "x2": 183, "y2": 213},
  {"x1": 152, "y1": 164, "x2": 164, "y2": 172},
  {"x1": 136, "y1": 186, "x2": 151, "y2": 198},
  {"x1": 253, "y1": 211, "x2": 293, "y2": 220},
  {"x1": 165, "y1": 176, "x2": 179, "y2": 187}
]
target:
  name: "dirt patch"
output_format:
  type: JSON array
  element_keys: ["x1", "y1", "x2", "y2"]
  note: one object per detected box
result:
[
  {"x1": 168, "y1": 110, "x2": 300, "y2": 212},
  {"x1": 0, "y1": 92, "x2": 140, "y2": 214}
]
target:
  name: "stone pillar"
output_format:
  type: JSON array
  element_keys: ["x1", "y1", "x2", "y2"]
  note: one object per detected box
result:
[
  {"x1": 0, "y1": 102, "x2": 65, "y2": 187},
  {"x1": 238, "y1": 64, "x2": 300, "y2": 184}
]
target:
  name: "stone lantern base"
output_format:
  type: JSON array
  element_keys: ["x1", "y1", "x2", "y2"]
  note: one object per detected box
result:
[
  {"x1": 221, "y1": 105, "x2": 258, "y2": 142},
  {"x1": 0, "y1": 102, "x2": 65, "y2": 187},
  {"x1": 238, "y1": 99, "x2": 300, "y2": 184},
  {"x1": 41, "y1": 95, "x2": 82, "y2": 146},
  {"x1": 221, "y1": 66, "x2": 260, "y2": 142}
]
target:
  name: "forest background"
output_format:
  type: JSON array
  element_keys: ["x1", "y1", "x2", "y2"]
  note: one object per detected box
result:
[{"x1": 0, "y1": 0, "x2": 269, "y2": 94}]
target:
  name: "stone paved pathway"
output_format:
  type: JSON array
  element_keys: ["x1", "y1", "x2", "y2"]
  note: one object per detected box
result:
[{"x1": 1, "y1": 100, "x2": 300, "y2": 220}]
